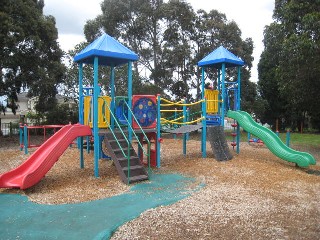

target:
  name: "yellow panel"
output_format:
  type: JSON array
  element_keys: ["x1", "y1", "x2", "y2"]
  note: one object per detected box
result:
[
  {"x1": 83, "y1": 96, "x2": 111, "y2": 128},
  {"x1": 98, "y1": 96, "x2": 111, "y2": 128},
  {"x1": 205, "y1": 89, "x2": 219, "y2": 114},
  {"x1": 83, "y1": 96, "x2": 92, "y2": 126}
]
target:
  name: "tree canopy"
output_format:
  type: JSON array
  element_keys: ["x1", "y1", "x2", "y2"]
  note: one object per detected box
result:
[
  {"x1": 258, "y1": 0, "x2": 320, "y2": 131},
  {"x1": 0, "y1": 0, "x2": 65, "y2": 114},
  {"x1": 84, "y1": 0, "x2": 255, "y2": 106},
  {"x1": 1, "y1": 0, "x2": 257, "y2": 119}
]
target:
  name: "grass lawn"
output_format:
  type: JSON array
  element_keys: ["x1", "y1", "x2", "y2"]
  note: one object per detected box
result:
[{"x1": 224, "y1": 130, "x2": 320, "y2": 148}]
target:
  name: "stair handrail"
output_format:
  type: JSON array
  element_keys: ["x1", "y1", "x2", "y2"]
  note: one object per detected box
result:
[
  {"x1": 99, "y1": 97, "x2": 132, "y2": 183},
  {"x1": 120, "y1": 98, "x2": 151, "y2": 173}
]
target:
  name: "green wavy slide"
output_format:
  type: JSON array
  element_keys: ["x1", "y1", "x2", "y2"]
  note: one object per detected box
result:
[{"x1": 227, "y1": 110, "x2": 316, "y2": 167}]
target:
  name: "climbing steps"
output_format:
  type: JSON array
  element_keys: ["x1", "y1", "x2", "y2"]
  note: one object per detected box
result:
[
  {"x1": 207, "y1": 126, "x2": 233, "y2": 161},
  {"x1": 103, "y1": 131, "x2": 148, "y2": 184}
]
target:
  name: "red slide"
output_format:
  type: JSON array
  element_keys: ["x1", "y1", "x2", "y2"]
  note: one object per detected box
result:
[{"x1": 0, "y1": 124, "x2": 92, "y2": 189}]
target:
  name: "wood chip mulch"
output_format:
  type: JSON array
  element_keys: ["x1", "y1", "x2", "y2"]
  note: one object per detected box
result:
[{"x1": 1, "y1": 135, "x2": 320, "y2": 239}]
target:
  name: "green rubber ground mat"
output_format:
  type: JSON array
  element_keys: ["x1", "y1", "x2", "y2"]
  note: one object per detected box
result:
[{"x1": 0, "y1": 173, "x2": 203, "y2": 240}]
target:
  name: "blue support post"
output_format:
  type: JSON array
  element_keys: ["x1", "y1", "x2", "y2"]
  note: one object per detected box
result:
[
  {"x1": 186, "y1": 108, "x2": 190, "y2": 140},
  {"x1": 79, "y1": 63, "x2": 84, "y2": 124},
  {"x1": 93, "y1": 57, "x2": 99, "y2": 177},
  {"x1": 200, "y1": 66, "x2": 207, "y2": 157},
  {"x1": 86, "y1": 136, "x2": 90, "y2": 153},
  {"x1": 99, "y1": 135, "x2": 103, "y2": 159},
  {"x1": 173, "y1": 109, "x2": 177, "y2": 139},
  {"x1": 128, "y1": 61, "x2": 133, "y2": 143},
  {"x1": 19, "y1": 124, "x2": 23, "y2": 151},
  {"x1": 156, "y1": 94, "x2": 161, "y2": 168},
  {"x1": 286, "y1": 130, "x2": 290, "y2": 147},
  {"x1": 24, "y1": 124, "x2": 28, "y2": 154},
  {"x1": 237, "y1": 66, "x2": 241, "y2": 110},
  {"x1": 183, "y1": 98, "x2": 187, "y2": 155},
  {"x1": 236, "y1": 66, "x2": 241, "y2": 153},
  {"x1": 201, "y1": 99, "x2": 207, "y2": 158},
  {"x1": 78, "y1": 63, "x2": 85, "y2": 168},
  {"x1": 221, "y1": 63, "x2": 226, "y2": 127},
  {"x1": 247, "y1": 132, "x2": 251, "y2": 143},
  {"x1": 201, "y1": 67, "x2": 205, "y2": 99},
  {"x1": 110, "y1": 65, "x2": 115, "y2": 130}
]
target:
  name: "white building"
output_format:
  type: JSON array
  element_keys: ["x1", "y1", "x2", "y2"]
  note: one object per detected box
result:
[
  {"x1": 0, "y1": 93, "x2": 75, "y2": 135},
  {"x1": 0, "y1": 92, "x2": 29, "y2": 125}
]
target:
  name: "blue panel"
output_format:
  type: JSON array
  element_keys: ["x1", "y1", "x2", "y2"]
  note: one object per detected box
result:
[
  {"x1": 206, "y1": 114, "x2": 221, "y2": 126},
  {"x1": 133, "y1": 97, "x2": 157, "y2": 127},
  {"x1": 115, "y1": 99, "x2": 129, "y2": 125}
]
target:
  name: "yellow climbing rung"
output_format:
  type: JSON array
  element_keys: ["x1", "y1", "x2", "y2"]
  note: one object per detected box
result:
[{"x1": 205, "y1": 89, "x2": 219, "y2": 114}]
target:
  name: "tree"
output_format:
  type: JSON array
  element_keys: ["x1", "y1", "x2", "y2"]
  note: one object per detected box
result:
[
  {"x1": 190, "y1": 9, "x2": 255, "y2": 109},
  {"x1": 0, "y1": 0, "x2": 65, "y2": 114},
  {"x1": 161, "y1": 1, "x2": 195, "y2": 99},
  {"x1": 85, "y1": 0, "x2": 168, "y2": 87},
  {"x1": 44, "y1": 104, "x2": 79, "y2": 125},
  {"x1": 258, "y1": 23, "x2": 288, "y2": 126},
  {"x1": 258, "y1": 0, "x2": 320, "y2": 131},
  {"x1": 61, "y1": 42, "x2": 95, "y2": 104},
  {"x1": 84, "y1": 0, "x2": 255, "y2": 105}
]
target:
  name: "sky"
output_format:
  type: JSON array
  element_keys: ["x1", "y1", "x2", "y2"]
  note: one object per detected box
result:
[{"x1": 43, "y1": 0, "x2": 275, "y2": 83}]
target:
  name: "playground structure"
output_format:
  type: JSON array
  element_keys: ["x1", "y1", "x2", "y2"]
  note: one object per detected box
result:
[
  {"x1": 72, "y1": 36, "x2": 244, "y2": 183},
  {"x1": 73, "y1": 34, "x2": 157, "y2": 184},
  {"x1": 0, "y1": 34, "x2": 155, "y2": 188},
  {"x1": 0, "y1": 33, "x2": 316, "y2": 190}
]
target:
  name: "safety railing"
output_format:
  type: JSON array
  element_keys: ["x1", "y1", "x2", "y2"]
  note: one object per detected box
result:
[
  {"x1": 161, "y1": 117, "x2": 204, "y2": 125},
  {"x1": 99, "y1": 97, "x2": 132, "y2": 183},
  {"x1": 160, "y1": 98, "x2": 184, "y2": 106},
  {"x1": 120, "y1": 98, "x2": 151, "y2": 172},
  {"x1": 160, "y1": 98, "x2": 204, "y2": 107},
  {"x1": 99, "y1": 96, "x2": 151, "y2": 181},
  {"x1": 159, "y1": 97, "x2": 207, "y2": 156},
  {"x1": 160, "y1": 98, "x2": 205, "y2": 126}
]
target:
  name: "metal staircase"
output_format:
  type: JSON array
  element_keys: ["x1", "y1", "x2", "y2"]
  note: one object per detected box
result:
[{"x1": 103, "y1": 131, "x2": 148, "y2": 184}]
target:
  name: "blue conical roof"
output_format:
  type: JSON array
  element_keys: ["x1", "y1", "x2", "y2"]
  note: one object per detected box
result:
[
  {"x1": 74, "y1": 33, "x2": 139, "y2": 66},
  {"x1": 198, "y1": 46, "x2": 244, "y2": 68}
]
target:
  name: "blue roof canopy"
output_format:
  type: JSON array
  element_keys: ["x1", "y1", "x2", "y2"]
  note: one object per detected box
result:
[
  {"x1": 74, "y1": 33, "x2": 139, "y2": 66},
  {"x1": 198, "y1": 46, "x2": 244, "y2": 68}
]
